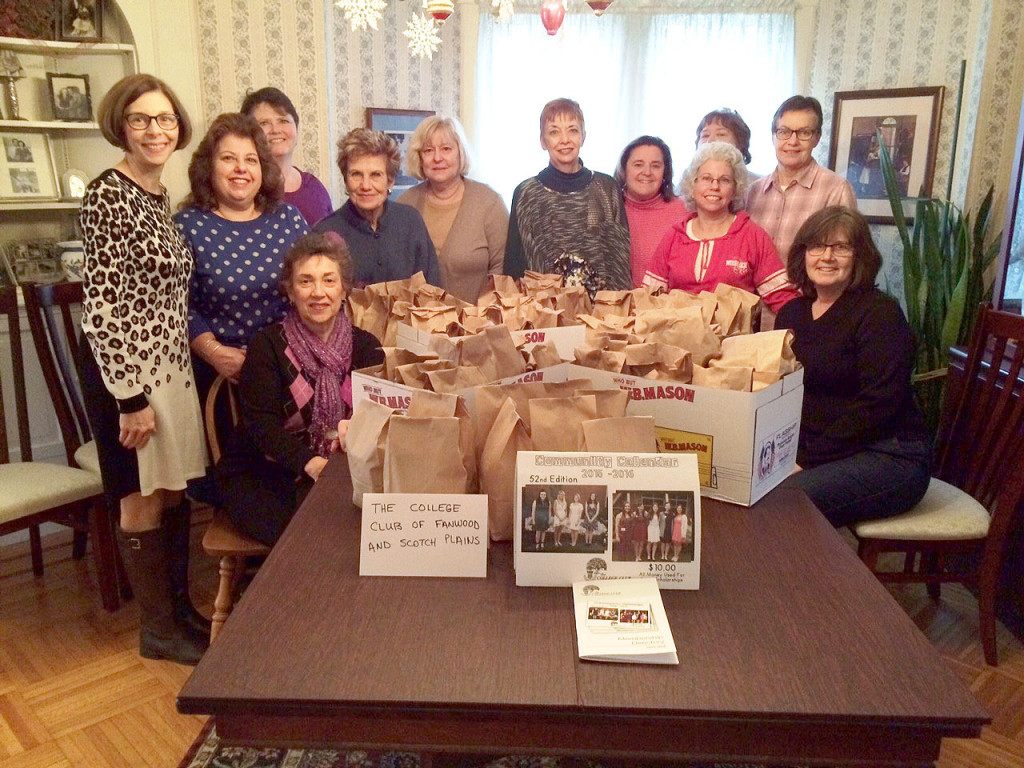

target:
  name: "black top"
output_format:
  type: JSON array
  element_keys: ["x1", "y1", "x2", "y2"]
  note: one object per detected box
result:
[
  {"x1": 314, "y1": 200, "x2": 440, "y2": 287},
  {"x1": 775, "y1": 288, "x2": 929, "y2": 467},
  {"x1": 236, "y1": 322, "x2": 384, "y2": 475}
]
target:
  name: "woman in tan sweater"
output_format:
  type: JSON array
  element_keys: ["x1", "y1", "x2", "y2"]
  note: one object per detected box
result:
[{"x1": 399, "y1": 116, "x2": 507, "y2": 302}]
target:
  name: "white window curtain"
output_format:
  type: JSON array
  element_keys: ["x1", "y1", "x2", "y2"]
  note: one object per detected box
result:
[{"x1": 474, "y1": 9, "x2": 795, "y2": 204}]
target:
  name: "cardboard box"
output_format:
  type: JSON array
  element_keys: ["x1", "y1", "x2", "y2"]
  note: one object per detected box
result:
[
  {"x1": 351, "y1": 361, "x2": 587, "y2": 415},
  {"x1": 565, "y1": 365, "x2": 803, "y2": 506},
  {"x1": 396, "y1": 322, "x2": 586, "y2": 361}
]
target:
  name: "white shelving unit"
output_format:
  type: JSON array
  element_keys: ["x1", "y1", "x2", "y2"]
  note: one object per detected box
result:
[{"x1": 0, "y1": 30, "x2": 137, "y2": 226}]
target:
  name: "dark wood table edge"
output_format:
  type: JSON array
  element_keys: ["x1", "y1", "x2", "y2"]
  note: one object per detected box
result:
[{"x1": 203, "y1": 707, "x2": 984, "y2": 766}]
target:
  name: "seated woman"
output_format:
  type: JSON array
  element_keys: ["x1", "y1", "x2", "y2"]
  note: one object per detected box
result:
[
  {"x1": 315, "y1": 128, "x2": 440, "y2": 287},
  {"x1": 217, "y1": 232, "x2": 384, "y2": 545},
  {"x1": 398, "y1": 116, "x2": 507, "y2": 303},
  {"x1": 777, "y1": 206, "x2": 931, "y2": 527},
  {"x1": 642, "y1": 142, "x2": 799, "y2": 312},
  {"x1": 615, "y1": 135, "x2": 688, "y2": 287},
  {"x1": 242, "y1": 87, "x2": 332, "y2": 226}
]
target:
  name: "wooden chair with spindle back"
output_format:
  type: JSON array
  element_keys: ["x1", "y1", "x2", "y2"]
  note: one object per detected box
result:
[
  {"x1": 202, "y1": 374, "x2": 270, "y2": 642},
  {"x1": 853, "y1": 304, "x2": 1024, "y2": 666}
]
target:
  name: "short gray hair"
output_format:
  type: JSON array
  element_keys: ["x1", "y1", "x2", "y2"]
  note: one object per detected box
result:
[{"x1": 678, "y1": 141, "x2": 749, "y2": 213}]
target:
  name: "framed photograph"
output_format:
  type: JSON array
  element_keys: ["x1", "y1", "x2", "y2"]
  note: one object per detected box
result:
[
  {"x1": 0, "y1": 132, "x2": 60, "y2": 201},
  {"x1": 365, "y1": 107, "x2": 435, "y2": 199},
  {"x1": 829, "y1": 87, "x2": 944, "y2": 224},
  {"x1": 47, "y1": 73, "x2": 92, "y2": 122},
  {"x1": 57, "y1": 0, "x2": 102, "y2": 43}
]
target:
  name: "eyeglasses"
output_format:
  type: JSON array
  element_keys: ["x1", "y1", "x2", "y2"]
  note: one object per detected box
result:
[
  {"x1": 774, "y1": 127, "x2": 818, "y2": 141},
  {"x1": 807, "y1": 242, "x2": 855, "y2": 258},
  {"x1": 695, "y1": 173, "x2": 735, "y2": 187},
  {"x1": 125, "y1": 112, "x2": 179, "y2": 130}
]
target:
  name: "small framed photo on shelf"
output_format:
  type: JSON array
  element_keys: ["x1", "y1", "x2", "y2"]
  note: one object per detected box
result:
[
  {"x1": 57, "y1": 0, "x2": 103, "y2": 43},
  {"x1": 47, "y1": 73, "x2": 92, "y2": 121},
  {"x1": 365, "y1": 107, "x2": 435, "y2": 199},
  {"x1": 61, "y1": 168, "x2": 89, "y2": 199},
  {"x1": 828, "y1": 86, "x2": 944, "y2": 224},
  {"x1": 0, "y1": 131, "x2": 60, "y2": 202}
]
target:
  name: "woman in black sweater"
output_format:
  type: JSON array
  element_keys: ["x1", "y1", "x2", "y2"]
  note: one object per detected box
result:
[
  {"x1": 776, "y1": 207, "x2": 930, "y2": 527},
  {"x1": 217, "y1": 232, "x2": 383, "y2": 545}
]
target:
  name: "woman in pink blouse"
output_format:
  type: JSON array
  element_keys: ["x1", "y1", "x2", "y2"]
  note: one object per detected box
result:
[
  {"x1": 642, "y1": 142, "x2": 799, "y2": 312},
  {"x1": 615, "y1": 136, "x2": 688, "y2": 287}
]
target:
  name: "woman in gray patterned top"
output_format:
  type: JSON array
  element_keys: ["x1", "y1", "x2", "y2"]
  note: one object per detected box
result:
[{"x1": 503, "y1": 98, "x2": 631, "y2": 296}]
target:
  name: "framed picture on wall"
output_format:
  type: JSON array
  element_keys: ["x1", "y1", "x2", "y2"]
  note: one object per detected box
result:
[
  {"x1": 828, "y1": 87, "x2": 944, "y2": 224},
  {"x1": 0, "y1": 132, "x2": 60, "y2": 202},
  {"x1": 47, "y1": 72, "x2": 92, "y2": 121},
  {"x1": 57, "y1": 0, "x2": 103, "y2": 43},
  {"x1": 365, "y1": 107, "x2": 435, "y2": 199}
]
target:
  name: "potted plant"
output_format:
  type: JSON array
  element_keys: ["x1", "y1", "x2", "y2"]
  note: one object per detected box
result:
[{"x1": 877, "y1": 138, "x2": 1001, "y2": 435}]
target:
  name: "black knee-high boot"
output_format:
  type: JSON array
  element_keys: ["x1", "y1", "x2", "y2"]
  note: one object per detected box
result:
[
  {"x1": 116, "y1": 527, "x2": 206, "y2": 665},
  {"x1": 163, "y1": 499, "x2": 212, "y2": 638}
]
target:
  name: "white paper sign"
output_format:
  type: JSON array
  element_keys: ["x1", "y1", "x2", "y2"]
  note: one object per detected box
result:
[
  {"x1": 514, "y1": 452, "x2": 701, "y2": 589},
  {"x1": 360, "y1": 494, "x2": 488, "y2": 578}
]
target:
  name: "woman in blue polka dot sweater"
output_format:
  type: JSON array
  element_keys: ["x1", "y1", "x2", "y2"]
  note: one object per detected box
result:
[{"x1": 175, "y1": 112, "x2": 309, "y2": 393}]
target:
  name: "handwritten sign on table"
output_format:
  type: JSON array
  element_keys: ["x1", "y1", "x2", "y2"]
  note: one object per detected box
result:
[{"x1": 359, "y1": 494, "x2": 488, "y2": 578}]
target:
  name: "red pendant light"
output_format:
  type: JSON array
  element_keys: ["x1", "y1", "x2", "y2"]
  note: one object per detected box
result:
[
  {"x1": 540, "y1": 0, "x2": 565, "y2": 35},
  {"x1": 586, "y1": 0, "x2": 612, "y2": 15}
]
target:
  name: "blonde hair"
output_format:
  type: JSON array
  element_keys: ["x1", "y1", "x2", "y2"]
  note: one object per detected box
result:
[{"x1": 405, "y1": 116, "x2": 471, "y2": 180}]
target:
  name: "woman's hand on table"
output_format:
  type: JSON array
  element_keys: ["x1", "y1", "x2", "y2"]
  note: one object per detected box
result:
[
  {"x1": 119, "y1": 406, "x2": 156, "y2": 450},
  {"x1": 305, "y1": 455, "x2": 329, "y2": 481},
  {"x1": 336, "y1": 419, "x2": 350, "y2": 451}
]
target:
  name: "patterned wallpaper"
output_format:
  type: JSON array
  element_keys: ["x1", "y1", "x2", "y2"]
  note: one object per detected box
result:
[
  {"x1": 808, "y1": 0, "x2": 1024, "y2": 292},
  {"x1": 193, "y1": 0, "x2": 460, "y2": 202},
  {"x1": 190, "y1": 0, "x2": 1022, "y2": 294}
]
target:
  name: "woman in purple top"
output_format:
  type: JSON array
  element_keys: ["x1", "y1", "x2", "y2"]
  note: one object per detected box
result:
[{"x1": 242, "y1": 87, "x2": 332, "y2": 226}]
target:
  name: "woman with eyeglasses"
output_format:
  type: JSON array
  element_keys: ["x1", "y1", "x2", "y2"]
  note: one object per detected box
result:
[
  {"x1": 79, "y1": 74, "x2": 207, "y2": 665},
  {"x1": 398, "y1": 116, "x2": 507, "y2": 302},
  {"x1": 776, "y1": 206, "x2": 930, "y2": 527},
  {"x1": 642, "y1": 142, "x2": 799, "y2": 312}
]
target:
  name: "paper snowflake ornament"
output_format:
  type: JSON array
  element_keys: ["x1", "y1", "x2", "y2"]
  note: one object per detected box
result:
[
  {"x1": 492, "y1": 0, "x2": 515, "y2": 23},
  {"x1": 403, "y1": 13, "x2": 442, "y2": 59},
  {"x1": 335, "y1": 0, "x2": 387, "y2": 31}
]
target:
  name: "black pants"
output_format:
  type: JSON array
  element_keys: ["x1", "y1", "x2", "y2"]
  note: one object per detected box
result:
[{"x1": 216, "y1": 451, "x2": 313, "y2": 546}]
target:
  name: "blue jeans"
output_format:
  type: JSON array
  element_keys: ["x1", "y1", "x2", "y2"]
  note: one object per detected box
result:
[{"x1": 782, "y1": 436, "x2": 932, "y2": 528}]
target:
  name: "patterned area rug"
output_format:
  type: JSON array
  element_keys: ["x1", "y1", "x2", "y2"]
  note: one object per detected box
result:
[{"x1": 178, "y1": 720, "x2": 811, "y2": 768}]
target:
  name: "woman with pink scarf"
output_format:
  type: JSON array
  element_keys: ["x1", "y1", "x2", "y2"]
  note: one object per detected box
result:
[{"x1": 216, "y1": 232, "x2": 383, "y2": 545}]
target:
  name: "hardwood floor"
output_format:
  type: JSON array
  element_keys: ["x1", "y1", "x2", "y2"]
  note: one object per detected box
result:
[{"x1": 0, "y1": 515, "x2": 1021, "y2": 768}]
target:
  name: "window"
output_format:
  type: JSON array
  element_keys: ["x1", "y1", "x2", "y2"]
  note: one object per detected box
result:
[{"x1": 474, "y1": 10, "x2": 795, "y2": 203}]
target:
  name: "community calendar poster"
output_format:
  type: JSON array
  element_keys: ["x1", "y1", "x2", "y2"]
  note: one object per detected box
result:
[{"x1": 514, "y1": 452, "x2": 701, "y2": 589}]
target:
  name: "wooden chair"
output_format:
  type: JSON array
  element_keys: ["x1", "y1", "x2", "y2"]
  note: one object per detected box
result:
[
  {"x1": 202, "y1": 374, "x2": 269, "y2": 642},
  {"x1": 852, "y1": 304, "x2": 1024, "y2": 666},
  {"x1": 1, "y1": 284, "x2": 122, "y2": 610}
]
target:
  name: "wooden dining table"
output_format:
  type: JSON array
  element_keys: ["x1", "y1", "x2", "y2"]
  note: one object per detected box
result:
[{"x1": 177, "y1": 457, "x2": 988, "y2": 766}]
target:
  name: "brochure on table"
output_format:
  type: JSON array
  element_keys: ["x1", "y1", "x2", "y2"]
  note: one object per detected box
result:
[
  {"x1": 514, "y1": 452, "x2": 701, "y2": 589},
  {"x1": 359, "y1": 494, "x2": 488, "y2": 578},
  {"x1": 573, "y1": 577, "x2": 678, "y2": 664}
]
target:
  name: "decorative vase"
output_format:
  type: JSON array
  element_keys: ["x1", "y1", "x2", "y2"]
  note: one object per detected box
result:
[{"x1": 540, "y1": 0, "x2": 565, "y2": 35}]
